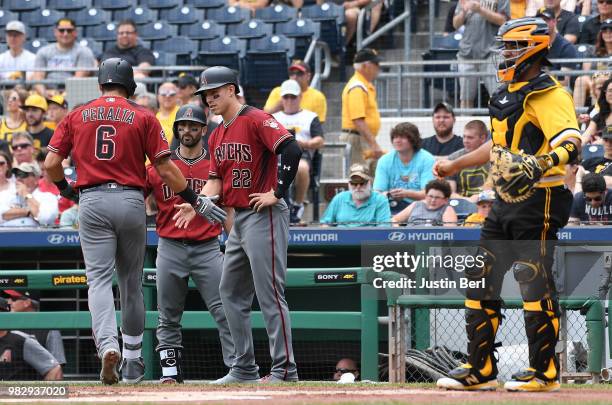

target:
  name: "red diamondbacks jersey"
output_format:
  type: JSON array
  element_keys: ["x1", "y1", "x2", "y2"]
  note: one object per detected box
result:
[
  {"x1": 48, "y1": 96, "x2": 171, "y2": 189},
  {"x1": 208, "y1": 106, "x2": 292, "y2": 208},
  {"x1": 145, "y1": 149, "x2": 221, "y2": 241}
]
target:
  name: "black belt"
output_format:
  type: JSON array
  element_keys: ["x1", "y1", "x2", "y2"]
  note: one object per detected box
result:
[
  {"x1": 234, "y1": 207, "x2": 252, "y2": 212},
  {"x1": 80, "y1": 183, "x2": 142, "y2": 194},
  {"x1": 342, "y1": 129, "x2": 360, "y2": 135},
  {"x1": 166, "y1": 236, "x2": 218, "y2": 245}
]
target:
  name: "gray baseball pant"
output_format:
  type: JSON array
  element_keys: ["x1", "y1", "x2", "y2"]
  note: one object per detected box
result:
[
  {"x1": 78, "y1": 189, "x2": 146, "y2": 357},
  {"x1": 155, "y1": 237, "x2": 235, "y2": 368},
  {"x1": 220, "y1": 200, "x2": 298, "y2": 380}
]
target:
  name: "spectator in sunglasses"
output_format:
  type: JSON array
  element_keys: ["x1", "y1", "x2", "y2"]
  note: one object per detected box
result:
[
  {"x1": 156, "y1": 82, "x2": 180, "y2": 142},
  {"x1": 32, "y1": 18, "x2": 96, "y2": 96},
  {"x1": 321, "y1": 163, "x2": 391, "y2": 227},
  {"x1": 569, "y1": 172, "x2": 612, "y2": 224},
  {"x1": 579, "y1": 0, "x2": 612, "y2": 45},
  {"x1": 0, "y1": 88, "x2": 28, "y2": 151},
  {"x1": 101, "y1": 19, "x2": 155, "y2": 79},
  {"x1": 10, "y1": 132, "x2": 35, "y2": 165},
  {"x1": 332, "y1": 358, "x2": 359, "y2": 381}
]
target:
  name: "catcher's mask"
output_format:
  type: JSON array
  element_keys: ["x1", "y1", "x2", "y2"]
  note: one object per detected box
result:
[{"x1": 493, "y1": 18, "x2": 551, "y2": 83}]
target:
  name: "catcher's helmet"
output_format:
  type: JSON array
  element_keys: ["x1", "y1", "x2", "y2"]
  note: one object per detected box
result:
[
  {"x1": 494, "y1": 17, "x2": 551, "y2": 83},
  {"x1": 194, "y1": 66, "x2": 240, "y2": 98},
  {"x1": 98, "y1": 58, "x2": 137, "y2": 97},
  {"x1": 172, "y1": 104, "x2": 207, "y2": 139}
]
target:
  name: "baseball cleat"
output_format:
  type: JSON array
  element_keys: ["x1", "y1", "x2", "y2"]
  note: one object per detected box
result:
[
  {"x1": 437, "y1": 365, "x2": 498, "y2": 391},
  {"x1": 99, "y1": 348, "x2": 121, "y2": 385},
  {"x1": 504, "y1": 378, "x2": 560, "y2": 392},
  {"x1": 210, "y1": 373, "x2": 260, "y2": 384},
  {"x1": 120, "y1": 357, "x2": 145, "y2": 384},
  {"x1": 160, "y1": 377, "x2": 180, "y2": 384},
  {"x1": 259, "y1": 374, "x2": 299, "y2": 383}
]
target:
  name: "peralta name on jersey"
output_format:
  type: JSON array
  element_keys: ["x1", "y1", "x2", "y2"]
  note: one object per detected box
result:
[{"x1": 81, "y1": 107, "x2": 135, "y2": 124}]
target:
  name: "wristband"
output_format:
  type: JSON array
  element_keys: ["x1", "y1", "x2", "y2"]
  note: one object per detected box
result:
[
  {"x1": 54, "y1": 178, "x2": 70, "y2": 191},
  {"x1": 177, "y1": 186, "x2": 198, "y2": 205}
]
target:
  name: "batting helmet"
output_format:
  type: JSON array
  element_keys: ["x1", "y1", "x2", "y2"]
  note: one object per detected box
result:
[
  {"x1": 194, "y1": 66, "x2": 240, "y2": 97},
  {"x1": 98, "y1": 58, "x2": 137, "y2": 97},
  {"x1": 172, "y1": 104, "x2": 207, "y2": 139}
]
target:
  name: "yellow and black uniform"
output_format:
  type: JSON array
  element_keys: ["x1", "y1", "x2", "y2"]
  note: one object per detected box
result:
[
  {"x1": 340, "y1": 70, "x2": 381, "y2": 166},
  {"x1": 0, "y1": 118, "x2": 27, "y2": 144},
  {"x1": 452, "y1": 74, "x2": 579, "y2": 391}
]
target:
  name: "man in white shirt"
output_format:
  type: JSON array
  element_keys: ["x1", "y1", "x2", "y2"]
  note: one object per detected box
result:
[
  {"x1": 273, "y1": 79, "x2": 324, "y2": 223},
  {"x1": 0, "y1": 21, "x2": 36, "y2": 81},
  {"x1": 0, "y1": 162, "x2": 58, "y2": 227}
]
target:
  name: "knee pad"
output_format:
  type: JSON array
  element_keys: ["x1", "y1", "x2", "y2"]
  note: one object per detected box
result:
[
  {"x1": 464, "y1": 299, "x2": 503, "y2": 378},
  {"x1": 512, "y1": 260, "x2": 554, "y2": 302},
  {"x1": 465, "y1": 247, "x2": 496, "y2": 280},
  {"x1": 158, "y1": 347, "x2": 184, "y2": 383}
]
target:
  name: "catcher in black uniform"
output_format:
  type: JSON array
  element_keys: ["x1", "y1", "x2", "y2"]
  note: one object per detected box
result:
[{"x1": 434, "y1": 17, "x2": 581, "y2": 392}]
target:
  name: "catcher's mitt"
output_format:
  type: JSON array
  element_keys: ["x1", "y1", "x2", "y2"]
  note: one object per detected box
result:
[{"x1": 490, "y1": 145, "x2": 545, "y2": 203}]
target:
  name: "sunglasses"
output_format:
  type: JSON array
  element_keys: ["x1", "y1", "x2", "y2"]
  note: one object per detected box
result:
[
  {"x1": 349, "y1": 180, "x2": 367, "y2": 186},
  {"x1": 0, "y1": 161, "x2": 7, "y2": 166},
  {"x1": 117, "y1": 31, "x2": 136, "y2": 36},
  {"x1": 597, "y1": 0, "x2": 612, "y2": 3},
  {"x1": 282, "y1": 94, "x2": 298, "y2": 100},
  {"x1": 12, "y1": 143, "x2": 32, "y2": 150},
  {"x1": 585, "y1": 195, "x2": 603, "y2": 202},
  {"x1": 57, "y1": 28, "x2": 75, "y2": 34},
  {"x1": 14, "y1": 170, "x2": 33, "y2": 179},
  {"x1": 159, "y1": 92, "x2": 176, "y2": 97},
  {"x1": 288, "y1": 71, "x2": 305, "y2": 77},
  {"x1": 7, "y1": 96, "x2": 19, "y2": 102},
  {"x1": 335, "y1": 368, "x2": 357, "y2": 374}
]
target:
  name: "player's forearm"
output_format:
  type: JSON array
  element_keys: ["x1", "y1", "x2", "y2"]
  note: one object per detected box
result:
[
  {"x1": 155, "y1": 158, "x2": 188, "y2": 193},
  {"x1": 452, "y1": 140, "x2": 492, "y2": 170},
  {"x1": 44, "y1": 152, "x2": 66, "y2": 183},
  {"x1": 537, "y1": 138, "x2": 581, "y2": 170},
  {"x1": 201, "y1": 178, "x2": 222, "y2": 197}
]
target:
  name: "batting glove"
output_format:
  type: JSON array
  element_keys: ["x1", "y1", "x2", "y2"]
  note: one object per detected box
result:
[
  {"x1": 194, "y1": 195, "x2": 226, "y2": 223},
  {"x1": 59, "y1": 184, "x2": 79, "y2": 203}
]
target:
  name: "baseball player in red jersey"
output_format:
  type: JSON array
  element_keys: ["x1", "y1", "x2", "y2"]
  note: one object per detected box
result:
[
  {"x1": 175, "y1": 66, "x2": 302, "y2": 383},
  {"x1": 44, "y1": 58, "x2": 226, "y2": 385},
  {"x1": 145, "y1": 104, "x2": 235, "y2": 383}
]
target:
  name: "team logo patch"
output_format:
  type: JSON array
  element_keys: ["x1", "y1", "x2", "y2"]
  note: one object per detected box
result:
[
  {"x1": 161, "y1": 130, "x2": 167, "y2": 142},
  {"x1": 184, "y1": 107, "x2": 193, "y2": 118},
  {"x1": 263, "y1": 118, "x2": 280, "y2": 130}
]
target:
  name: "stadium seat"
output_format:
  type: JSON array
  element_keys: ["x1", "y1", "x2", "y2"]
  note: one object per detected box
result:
[
  {"x1": 68, "y1": 8, "x2": 111, "y2": 27},
  {"x1": 79, "y1": 38, "x2": 103, "y2": 59},
  {"x1": 93, "y1": 0, "x2": 131, "y2": 11},
  {"x1": 6, "y1": 0, "x2": 44, "y2": 13},
  {"x1": 153, "y1": 50, "x2": 179, "y2": 66},
  {"x1": 187, "y1": 0, "x2": 226, "y2": 9},
  {"x1": 114, "y1": 6, "x2": 157, "y2": 25},
  {"x1": 244, "y1": 34, "x2": 295, "y2": 90},
  {"x1": 227, "y1": 19, "x2": 273, "y2": 41},
  {"x1": 276, "y1": 18, "x2": 321, "y2": 61},
  {"x1": 431, "y1": 32, "x2": 462, "y2": 50},
  {"x1": 139, "y1": 21, "x2": 177, "y2": 41},
  {"x1": 37, "y1": 25, "x2": 84, "y2": 41},
  {"x1": 255, "y1": 4, "x2": 298, "y2": 24},
  {"x1": 88, "y1": 22, "x2": 118, "y2": 42},
  {"x1": 0, "y1": 43, "x2": 7, "y2": 53},
  {"x1": 154, "y1": 36, "x2": 198, "y2": 64},
  {"x1": 582, "y1": 144, "x2": 604, "y2": 161},
  {"x1": 25, "y1": 38, "x2": 50, "y2": 54},
  {"x1": 301, "y1": 3, "x2": 345, "y2": 55},
  {"x1": 163, "y1": 5, "x2": 204, "y2": 25},
  {"x1": 206, "y1": 6, "x2": 250, "y2": 25},
  {"x1": 0, "y1": 11, "x2": 19, "y2": 28},
  {"x1": 20, "y1": 9, "x2": 65, "y2": 28},
  {"x1": 448, "y1": 198, "x2": 477, "y2": 221},
  {"x1": 48, "y1": 0, "x2": 91, "y2": 11},
  {"x1": 180, "y1": 20, "x2": 225, "y2": 39},
  {"x1": 145, "y1": 0, "x2": 183, "y2": 9},
  {"x1": 197, "y1": 36, "x2": 246, "y2": 73}
]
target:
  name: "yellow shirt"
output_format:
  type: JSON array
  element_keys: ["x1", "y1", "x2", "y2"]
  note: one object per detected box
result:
[
  {"x1": 0, "y1": 118, "x2": 27, "y2": 143},
  {"x1": 45, "y1": 121, "x2": 57, "y2": 131},
  {"x1": 509, "y1": 0, "x2": 527, "y2": 19},
  {"x1": 156, "y1": 105, "x2": 180, "y2": 141},
  {"x1": 341, "y1": 71, "x2": 381, "y2": 136},
  {"x1": 492, "y1": 81, "x2": 580, "y2": 187},
  {"x1": 464, "y1": 212, "x2": 485, "y2": 226},
  {"x1": 264, "y1": 86, "x2": 327, "y2": 123}
]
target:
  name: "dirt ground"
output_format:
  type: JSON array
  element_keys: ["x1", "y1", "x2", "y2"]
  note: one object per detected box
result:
[{"x1": 1, "y1": 383, "x2": 611, "y2": 405}]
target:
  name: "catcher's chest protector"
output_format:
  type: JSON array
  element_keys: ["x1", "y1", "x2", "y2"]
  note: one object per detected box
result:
[{"x1": 489, "y1": 74, "x2": 558, "y2": 155}]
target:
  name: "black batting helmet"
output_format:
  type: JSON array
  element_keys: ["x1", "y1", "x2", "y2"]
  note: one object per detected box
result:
[
  {"x1": 172, "y1": 104, "x2": 207, "y2": 139},
  {"x1": 194, "y1": 66, "x2": 240, "y2": 98},
  {"x1": 98, "y1": 58, "x2": 137, "y2": 97}
]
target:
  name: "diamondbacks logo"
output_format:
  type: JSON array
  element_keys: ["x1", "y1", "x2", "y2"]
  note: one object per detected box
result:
[
  {"x1": 263, "y1": 118, "x2": 280, "y2": 130},
  {"x1": 184, "y1": 107, "x2": 193, "y2": 118}
]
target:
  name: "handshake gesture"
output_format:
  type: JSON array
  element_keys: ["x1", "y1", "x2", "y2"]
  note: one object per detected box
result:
[{"x1": 174, "y1": 194, "x2": 226, "y2": 228}]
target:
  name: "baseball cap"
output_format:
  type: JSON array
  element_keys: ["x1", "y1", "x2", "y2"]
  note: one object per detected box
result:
[
  {"x1": 603, "y1": 124, "x2": 612, "y2": 140},
  {"x1": 433, "y1": 101, "x2": 455, "y2": 117},
  {"x1": 3, "y1": 290, "x2": 40, "y2": 303},
  {"x1": 47, "y1": 94, "x2": 68, "y2": 109},
  {"x1": 280, "y1": 79, "x2": 301, "y2": 97},
  {"x1": 176, "y1": 73, "x2": 198, "y2": 89},
  {"x1": 354, "y1": 48, "x2": 382, "y2": 64},
  {"x1": 476, "y1": 190, "x2": 496, "y2": 204},
  {"x1": 12, "y1": 161, "x2": 41, "y2": 177},
  {"x1": 6, "y1": 21, "x2": 26, "y2": 35},
  {"x1": 349, "y1": 163, "x2": 371, "y2": 181},
  {"x1": 21, "y1": 94, "x2": 48, "y2": 112},
  {"x1": 535, "y1": 7, "x2": 555, "y2": 20},
  {"x1": 288, "y1": 60, "x2": 311, "y2": 73}
]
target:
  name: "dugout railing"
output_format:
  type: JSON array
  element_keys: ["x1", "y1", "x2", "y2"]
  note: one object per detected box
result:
[{"x1": 0, "y1": 267, "x2": 380, "y2": 381}]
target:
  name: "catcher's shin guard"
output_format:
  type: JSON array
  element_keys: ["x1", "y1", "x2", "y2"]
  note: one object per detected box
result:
[
  {"x1": 438, "y1": 300, "x2": 502, "y2": 390},
  {"x1": 158, "y1": 348, "x2": 184, "y2": 383}
]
